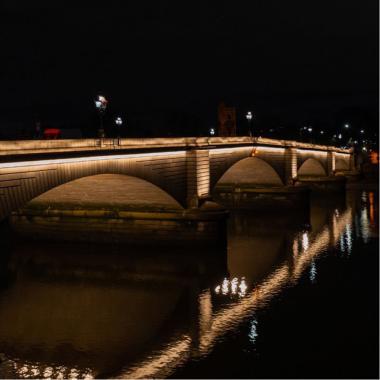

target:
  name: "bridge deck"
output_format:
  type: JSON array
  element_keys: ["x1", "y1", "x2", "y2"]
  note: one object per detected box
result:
[{"x1": 0, "y1": 137, "x2": 351, "y2": 159}]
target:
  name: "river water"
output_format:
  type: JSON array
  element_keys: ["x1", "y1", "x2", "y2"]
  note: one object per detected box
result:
[{"x1": 0, "y1": 190, "x2": 378, "y2": 379}]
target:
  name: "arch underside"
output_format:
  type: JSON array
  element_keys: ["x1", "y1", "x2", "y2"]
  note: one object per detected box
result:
[
  {"x1": 214, "y1": 157, "x2": 284, "y2": 188},
  {"x1": 0, "y1": 158, "x2": 187, "y2": 220},
  {"x1": 335, "y1": 157, "x2": 350, "y2": 171},
  {"x1": 25, "y1": 174, "x2": 183, "y2": 212},
  {"x1": 298, "y1": 158, "x2": 327, "y2": 177}
]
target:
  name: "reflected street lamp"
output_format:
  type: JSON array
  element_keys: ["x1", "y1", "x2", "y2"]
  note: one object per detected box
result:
[
  {"x1": 246, "y1": 111, "x2": 253, "y2": 137},
  {"x1": 94, "y1": 95, "x2": 108, "y2": 138}
]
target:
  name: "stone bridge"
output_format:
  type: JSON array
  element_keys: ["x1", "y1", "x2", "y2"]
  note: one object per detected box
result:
[{"x1": 0, "y1": 137, "x2": 353, "y2": 220}]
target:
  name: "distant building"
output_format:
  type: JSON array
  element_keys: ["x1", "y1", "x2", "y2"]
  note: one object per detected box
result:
[{"x1": 218, "y1": 102, "x2": 237, "y2": 137}]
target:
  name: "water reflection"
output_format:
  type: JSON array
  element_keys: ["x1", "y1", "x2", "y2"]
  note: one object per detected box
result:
[
  {"x1": 248, "y1": 318, "x2": 258, "y2": 344},
  {"x1": 0, "y1": 191, "x2": 377, "y2": 379},
  {"x1": 214, "y1": 277, "x2": 248, "y2": 297},
  {"x1": 309, "y1": 261, "x2": 317, "y2": 283},
  {"x1": 2, "y1": 360, "x2": 94, "y2": 380}
]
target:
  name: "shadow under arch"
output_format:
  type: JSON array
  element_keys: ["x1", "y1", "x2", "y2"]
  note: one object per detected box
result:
[
  {"x1": 213, "y1": 157, "x2": 284, "y2": 188},
  {"x1": 20, "y1": 174, "x2": 184, "y2": 212},
  {"x1": 298, "y1": 158, "x2": 327, "y2": 177}
]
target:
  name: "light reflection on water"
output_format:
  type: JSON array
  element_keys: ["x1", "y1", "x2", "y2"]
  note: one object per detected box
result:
[
  {"x1": 248, "y1": 318, "x2": 258, "y2": 344},
  {"x1": 309, "y1": 261, "x2": 317, "y2": 283},
  {"x1": 214, "y1": 277, "x2": 248, "y2": 297},
  {"x1": 0, "y1": 190, "x2": 377, "y2": 379}
]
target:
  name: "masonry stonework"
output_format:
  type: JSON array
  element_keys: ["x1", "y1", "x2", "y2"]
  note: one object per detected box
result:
[{"x1": 0, "y1": 137, "x2": 353, "y2": 221}]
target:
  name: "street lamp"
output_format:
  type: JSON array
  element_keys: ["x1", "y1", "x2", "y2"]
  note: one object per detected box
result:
[
  {"x1": 115, "y1": 116, "x2": 123, "y2": 126},
  {"x1": 305, "y1": 126, "x2": 313, "y2": 142},
  {"x1": 344, "y1": 123, "x2": 350, "y2": 129},
  {"x1": 115, "y1": 116, "x2": 123, "y2": 138},
  {"x1": 246, "y1": 111, "x2": 253, "y2": 137},
  {"x1": 360, "y1": 129, "x2": 365, "y2": 134},
  {"x1": 209, "y1": 127, "x2": 215, "y2": 136},
  {"x1": 94, "y1": 95, "x2": 108, "y2": 138}
]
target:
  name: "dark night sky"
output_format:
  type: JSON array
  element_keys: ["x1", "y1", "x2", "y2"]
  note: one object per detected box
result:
[{"x1": 0, "y1": 0, "x2": 378, "y2": 135}]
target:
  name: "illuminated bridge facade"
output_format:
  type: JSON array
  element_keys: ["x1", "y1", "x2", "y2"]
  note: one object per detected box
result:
[{"x1": 0, "y1": 137, "x2": 353, "y2": 220}]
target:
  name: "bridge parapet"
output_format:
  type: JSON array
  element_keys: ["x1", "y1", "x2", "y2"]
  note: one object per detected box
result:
[{"x1": 0, "y1": 137, "x2": 352, "y2": 157}]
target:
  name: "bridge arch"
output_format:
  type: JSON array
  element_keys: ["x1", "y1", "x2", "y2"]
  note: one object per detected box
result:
[
  {"x1": 335, "y1": 154, "x2": 350, "y2": 171},
  {"x1": 297, "y1": 158, "x2": 327, "y2": 177},
  {"x1": 213, "y1": 157, "x2": 284, "y2": 188},
  {"x1": 22, "y1": 174, "x2": 184, "y2": 213},
  {"x1": 0, "y1": 155, "x2": 188, "y2": 221}
]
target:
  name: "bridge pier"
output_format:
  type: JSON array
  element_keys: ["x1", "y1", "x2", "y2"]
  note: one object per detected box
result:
[
  {"x1": 284, "y1": 147, "x2": 298, "y2": 185},
  {"x1": 186, "y1": 149, "x2": 211, "y2": 209},
  {"x1": 327, "y1": 151, "x2": 336, "y2": 176}
]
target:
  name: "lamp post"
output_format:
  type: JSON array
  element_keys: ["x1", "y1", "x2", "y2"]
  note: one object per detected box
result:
[
  {"x1": 115, "y1": 116, "x2": 123, "y2": 138},
  {"x1": 307, "y1": 126, "x2": 313, "y2": 142},
  {"x1": 246, "y1": 111, "x2": 253, "y2": 137},
  {"x1": 95, "y1": 95, "x2": 108, "y2": 138}
]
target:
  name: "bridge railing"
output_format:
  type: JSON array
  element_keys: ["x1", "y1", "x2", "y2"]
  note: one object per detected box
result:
[{"x1": 0, "y1": 137, "x2": 352, "y2": 157}]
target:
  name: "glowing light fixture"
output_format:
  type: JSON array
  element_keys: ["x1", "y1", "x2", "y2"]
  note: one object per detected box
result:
[
  {"x1": 94, "y1": 94, "x2": 108, "y2": 138},
  {"x1": 115, "y1": 116, "x2": 123, "y2": 126},
  {"x1": 214, "y1": 277, "x2": 248, "y2": 297},
  {"x1": 246, "y1": 111, "x2": 253, "y2": 137},
  {"x1": 95, "y1": 95, "x2": 108, "y2": 111}
]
